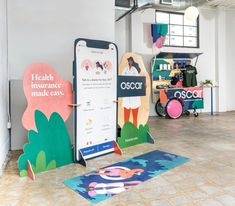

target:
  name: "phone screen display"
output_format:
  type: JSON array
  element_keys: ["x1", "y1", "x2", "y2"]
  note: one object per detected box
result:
[{"x1": 75, "y1": 40, "x2": 117, "y2": 160}]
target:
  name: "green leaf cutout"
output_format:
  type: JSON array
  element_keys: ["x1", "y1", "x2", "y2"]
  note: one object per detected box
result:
[{"x1": 18, "y1": 110, "x2": 73, "y2": 176}]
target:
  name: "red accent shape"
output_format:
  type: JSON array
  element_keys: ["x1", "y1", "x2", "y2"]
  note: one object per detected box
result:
[
  {"x1": 22, "y1": 62, "x2": 73, "y2": 130},
  {"x1": 114, "y1": 141, "x2": 122, "y2": 155},
  {"x1": 27, "y1": 160, "x2": 35, "y2": 181}
]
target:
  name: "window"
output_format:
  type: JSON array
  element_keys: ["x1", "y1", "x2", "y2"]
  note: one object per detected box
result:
[{"x1": 155, "y1": 11, "x2": 199, "y2": 48}]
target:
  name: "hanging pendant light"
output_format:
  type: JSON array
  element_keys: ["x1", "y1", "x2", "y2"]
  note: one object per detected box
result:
[{"x1": 185, "y1": 0, "x2": 199, "y2": 21}]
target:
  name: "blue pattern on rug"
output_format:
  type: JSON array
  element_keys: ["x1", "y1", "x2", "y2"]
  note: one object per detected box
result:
[{"x1": 64, "y1": 150, "x2": 190, "y2": 204}]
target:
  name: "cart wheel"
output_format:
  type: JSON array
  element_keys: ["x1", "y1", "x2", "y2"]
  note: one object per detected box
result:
[
  {"x1": 193, "y1": 112, "x2": 199, "y2": 117},
  {"x1": 184, "y1": 110, "x2": 190, "y2": 116},
  {"x1": 166, "y1": 99, "x2": 183, "y2": 119},
  {"x1": 155, "y1": 100, "x2": 167, "y2": 117}
]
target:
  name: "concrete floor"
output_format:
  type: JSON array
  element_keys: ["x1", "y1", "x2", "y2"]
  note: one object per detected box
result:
[{"x1": 1, "y1": 112, "x2": 235, "y2": 206}]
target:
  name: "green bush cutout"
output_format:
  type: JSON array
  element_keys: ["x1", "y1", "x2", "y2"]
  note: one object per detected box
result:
[
  {"x1": 117, "y1": 122, "x2": 149, "y2": 149},
  {"x1": 31, "y1": 151, "x2": 56, "y2": 173},
  {"x1": 18, "y1": 110, "x2": 73, "y2": 176}
]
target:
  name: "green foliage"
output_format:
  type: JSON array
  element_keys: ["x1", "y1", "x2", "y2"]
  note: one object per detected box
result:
[
  {"x1": 123, "y1": 158, "x2": 148, "y2": 167},
  {"x1": 18, "y1": 110, "x2": 73, "y2": 176},
  {"x1": 20, "y1": 170, "x2": 27, "y2": 177},
  {"x1": 138, "y1": 124, "x2": 149, "y2": 141},
  {"x1": 31, "y1": 151, "x2": 56, "y2": 173},
  {"x1": 201, "y1": 79, "x2": 213, "y2": 86},
  {"x1": 117, "y1": 122, "x2": 149, "y2": 149}
]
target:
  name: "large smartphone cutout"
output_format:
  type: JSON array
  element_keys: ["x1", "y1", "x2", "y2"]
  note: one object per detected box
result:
[{"x1": 74, "y1": 39, "x2": 117, "y2": 161}]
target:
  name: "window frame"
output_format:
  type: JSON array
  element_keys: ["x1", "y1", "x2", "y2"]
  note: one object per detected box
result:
[{"x1": 155, "y1": 10, "x2": 200, "y2": 48}]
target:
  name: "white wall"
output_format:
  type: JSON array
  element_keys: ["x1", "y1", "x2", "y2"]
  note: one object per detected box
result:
[
  {"x1": 197, "y1": 8, "x2": 217, "y2": 113},
  {"x1": 7, "y1": 0, "x2": 116, "y2": 150},
  {"x1": 226, "y1": 10, "x2": 235, "y2": 111},
  {"x1": 116, "y1": 8, "x2": 218, "y2": 116},
  {"x1": 0, "y1": 0, "x2": 10, "y2": 171},
  {"x1": 8, "y1": 0, "x2": 115, "y2": 80},
  {"x1": 213, "y1": 8, "x2": 235, "y2": 112},
  {"x1": 215, "y1": 9, "x2": 227, "y2": 112},
  {"x1": 115, "y1": 16, "x2": 131, "y2": 62}
]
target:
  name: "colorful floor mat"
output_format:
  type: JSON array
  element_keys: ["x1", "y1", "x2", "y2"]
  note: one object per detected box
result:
[{"x1": 64, "y1": 150, "x2": 190, "y2": 204}]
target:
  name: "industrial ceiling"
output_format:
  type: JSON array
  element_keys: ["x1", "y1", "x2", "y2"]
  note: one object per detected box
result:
[{"x1": 115, "y1": 0, "x2": 235, "y2": 21}]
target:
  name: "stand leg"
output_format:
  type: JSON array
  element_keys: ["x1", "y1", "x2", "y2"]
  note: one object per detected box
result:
[
  {"x1": 78, "y1": 151, "x2": 87, "y2": 167},
  {"x1": 27, "y1": 160, "x2": 35, "y2": 181},
  {"x1": 147, "y1": 132, "x2": 155, "y2": 144},
  {"x1": 211, "y1": 87, "x2": 213, "y2": 116},
  {"x1": 114, "y1": 141, "x2": 122, "y2": 155}
]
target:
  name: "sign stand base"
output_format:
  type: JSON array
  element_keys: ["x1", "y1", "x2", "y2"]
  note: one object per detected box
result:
[
  {"x1": 147, "y1": 132, "x2": 155, "y2": 144},
  {"x1": 114, "y1": 141, "x2": 122, "y2": 155},
  {"x1": 78, "y1": 151, "x2": 87, "y2": 167},
  {"x1": 77, "y1": 141, "x2": 122, "y2": 167},
  {"x1": 27, "y1": 160, "x2": 35, "y2": 181}
]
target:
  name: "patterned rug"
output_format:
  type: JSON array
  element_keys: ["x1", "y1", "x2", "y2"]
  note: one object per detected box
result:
[{"x1": 64, "y1": 150, "x2": 190, "y2": 204}]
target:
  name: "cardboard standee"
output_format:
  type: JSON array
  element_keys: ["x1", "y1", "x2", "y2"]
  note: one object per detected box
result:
[
  {"x1": 73, "y1": 38, "x2": 120, "y2": 164},
  {"x1": 117, "y1": 52, "x2": 154, "y2": 149},
  {"x1": 118, "y1": 53, "x2": 151, "y2": 128},
  {"x1": 18, "y1": 63, "x2": 74, "y2": 177}
]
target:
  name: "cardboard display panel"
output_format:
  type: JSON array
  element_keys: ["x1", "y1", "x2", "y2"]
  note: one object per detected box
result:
[
  {"x1": 118, "y1": 53, "x2": 150, "y2": 128},
  {"x1": 117, "y1": 53, "x2": 153, "y2": 148},
  {"x1": 74, "y1": 39, "x2": 119, "y2": 161},
  {"x1": 18, "y1": 63, "x2": 74, "y2": 178}
]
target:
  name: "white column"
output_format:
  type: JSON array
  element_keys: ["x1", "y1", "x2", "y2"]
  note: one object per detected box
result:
[
  {"x1": 0, "y1": 0, "x2": 10, "y2": 172},
  {"x1": 215, "y1": 8, "x2": 227, "y2": 112}
]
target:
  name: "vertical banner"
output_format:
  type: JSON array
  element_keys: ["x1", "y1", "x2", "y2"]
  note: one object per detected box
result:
[
  {"x1": 117, "y1": 53, "x2": 152, "y2": 148},
  {"x1": 74, "y1": 39, "x2": 118, "y2": 160}
]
